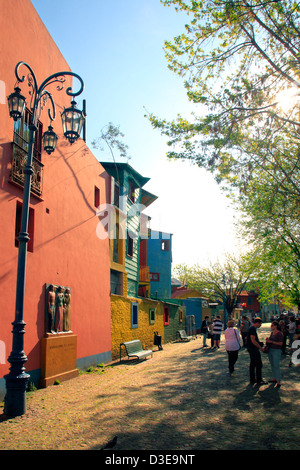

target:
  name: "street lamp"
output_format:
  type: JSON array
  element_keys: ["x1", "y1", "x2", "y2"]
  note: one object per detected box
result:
[
  {"x1": 7, "y1": 86, "x2": 26, "y2": 121},
  {"x1": 43, "y1": 124, "x2": 58, "y2": 155},
  {"x1": 61, "y1": 100, "x2": 85, "y2": 144},
  {"x1": 4, "y1": 61, "x2": 84, "y2": 417}
]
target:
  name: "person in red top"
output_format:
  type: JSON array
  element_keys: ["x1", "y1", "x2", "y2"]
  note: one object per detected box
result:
[{"x1": 266, "y1": 321, "x2": 284, "y2": 388}]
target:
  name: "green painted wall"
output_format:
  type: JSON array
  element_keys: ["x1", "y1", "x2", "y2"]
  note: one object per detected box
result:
[
  {"x1": 101, "y1": 162, "x2": 150, "y2": 299},
  {"x1": 164, "y1": 302, "x2": 186, "y2": 344},
  {"x1": 125, "y1": 185, "x2": 141, "y2": 297}
]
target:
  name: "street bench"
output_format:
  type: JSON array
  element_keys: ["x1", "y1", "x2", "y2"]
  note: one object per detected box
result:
[
  {"x1": 120, "y1": 340, "x2": 153, "y2": 362},
  {"x1": 177, "y1": 330, "x2": 193, "y2": 341}
]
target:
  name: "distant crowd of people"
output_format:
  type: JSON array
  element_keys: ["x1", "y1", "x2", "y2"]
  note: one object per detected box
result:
[{"x1": 200, "y1": 312, "x2": 300, "y2": 388}]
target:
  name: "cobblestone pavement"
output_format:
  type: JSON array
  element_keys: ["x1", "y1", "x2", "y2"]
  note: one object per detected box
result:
[{"x1": 0, "y1": 323, "x2": 299, "y2": 451}]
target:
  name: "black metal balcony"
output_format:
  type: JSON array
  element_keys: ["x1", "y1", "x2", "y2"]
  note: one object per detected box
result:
[{"x1": 11, "y1": 142, "x2": 43, "y2": 197}]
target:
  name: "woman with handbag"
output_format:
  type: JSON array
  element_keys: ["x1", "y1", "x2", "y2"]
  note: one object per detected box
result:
[
  {"x1": 266, "y1": 321, "x2": 284, "y2": 388},
  {"x1": 225, "y1": 320, "x2": 242, "y2": 375}
]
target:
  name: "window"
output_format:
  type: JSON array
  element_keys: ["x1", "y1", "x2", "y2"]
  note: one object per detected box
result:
[
  {"x1": 131, "y1": 302, "x2": 139, "y2": 328},
  {"x1": 110, "y1": 270, "x2": 123, "y2": 295},
  {"x1": 149, "y1": 272, "x2": 160, "y2": 281},
  {"x1": 113, "y1": 223, "x2": 120, "y2": 263},
  {"x1": 11, "y1": 108, "x2": 43, "y2": 197},
  {"x1": 94, "y1": 186, "x2": 100, "y2": 207},
  {"x1": 14, "y1": 108, "x2": 43, "y2": 161},
  {"x1": 127, "y1": 232, "x2": 134, "y2": 257},
  {"x1": 161, "y1": 240, "x2": 169, "y2": 251},
  {"x1": 114, "y1": 182, "x2": 120, "y2": 208},
  {"x1": 129, "y1": 180, "x2": 135, "y2": 203},
  {"x1": 164, "y1": 306, "x2": 169, "y2": 326},
  {"x1": 149, "y1": 308, "x2": 156, "y2": 324},
  {"x1": 15, "y1": 201, "x2": 34, "y2": 252}
]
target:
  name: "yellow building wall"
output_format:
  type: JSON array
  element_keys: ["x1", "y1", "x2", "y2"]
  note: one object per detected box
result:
[
  {"x1": 111, "y1": 295, "x2": 164, "y2": 360},
  {"x1": 202, "y1": 307, "x2": 212, "y2": 321}
]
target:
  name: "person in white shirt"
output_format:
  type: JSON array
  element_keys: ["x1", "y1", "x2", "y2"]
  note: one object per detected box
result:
[
  {"x1": 212, "y1": 315, "x2": 223, "y2": 349},
  {"x1": 225, "y1": 320, "x2": 242, "y2": 375},
  {"x1": 288, "y1": 318, "x2": 296, "y2": 347}
]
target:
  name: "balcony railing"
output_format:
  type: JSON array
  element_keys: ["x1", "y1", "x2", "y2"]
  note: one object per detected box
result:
[{"x1": 10, "y1": 144, "x2": 43, "y2": 197}]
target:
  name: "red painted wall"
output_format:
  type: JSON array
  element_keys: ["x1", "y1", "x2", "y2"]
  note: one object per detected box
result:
[
  {"x1": 0, "y1": 0, "x2": 111, "y2": 391},
  {"x1": 239, "y1": 292, "x2": 261, "y2": 314}
]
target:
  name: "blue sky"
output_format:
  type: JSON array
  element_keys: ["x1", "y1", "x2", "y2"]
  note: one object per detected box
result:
[{"x1": 31, "y1": 0, "x2": 239, "y2": 269}]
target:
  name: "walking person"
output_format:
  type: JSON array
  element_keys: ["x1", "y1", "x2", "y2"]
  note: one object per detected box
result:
[
  {"x1": 208, "y1": 321, "x2": 214, "y2": 348},
  {"x1": 279, "y1": 320, "x2": 287, "y2": 354},
  {"x1": 225, "y1": 320, "x2": 241, "y2": 375},
  {"x1": 288, "y1": 317, "x2": 296, "y2": 348},
  {"x1": 240, "y1": 315, "x2": 250, "y2": 347},
  {"x1": 266, "y1": 321, "x2": 284, "y2": 388},
  {"x1": 212, "y1": 315, "x2": 223, "y2": 349},
  {"x1": 201, "y1": 316, "x2": 209, "y2": 347},
  {"x1": 246, "y1": 317, "x2": 267, "y2": 386}
]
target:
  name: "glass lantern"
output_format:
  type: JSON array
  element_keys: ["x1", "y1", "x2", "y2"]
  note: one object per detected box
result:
[
  {"x1": 61, "y1": 100, "x2": 85, "y2": 145},
  {"x1": 7, "y1": 87, "x2": 26, "y2": 121},
  {"x1": 42, "y1": 125, "x2": 58, "y2": 155}
]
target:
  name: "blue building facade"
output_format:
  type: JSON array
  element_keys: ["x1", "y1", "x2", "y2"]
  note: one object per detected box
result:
[
  {"x1": 182, "y1": 298, "x2": 203, "y2": 333},
  {"x1": 148, "y1": 230, "x2": 172, "y2": 299}
]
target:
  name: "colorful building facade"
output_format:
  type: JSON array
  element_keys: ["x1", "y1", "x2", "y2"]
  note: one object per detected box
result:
[
  {"x1": 148, "y1": 230, "x2": 173, "y2": 299},
  {"x1": 0, "y1": 1, "x2": 187, "y2": 402},
  {"x1": 99, "y1": 162, "x2": 158, "y2": 298},
  {"x1": 99, "y1": 162, "x2": 185, "y2": 358},
  {"x1": 110, "y1": 295, "x2": 165, "y2": 360},
  {"x1": 0, "y1": 0, "x2": 112, "y2": 400}
]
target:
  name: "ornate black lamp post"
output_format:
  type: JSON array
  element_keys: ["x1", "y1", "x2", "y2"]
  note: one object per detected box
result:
[{"x1": 4, "y1": 61, "x2": 84, "y2": 417}]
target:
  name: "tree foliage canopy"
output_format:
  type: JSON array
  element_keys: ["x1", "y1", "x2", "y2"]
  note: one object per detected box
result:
[
  {"x1": 92, "y1": 122, "x2": 131, "y2": 162},
  {"x1": 237, "y1": 171, "x2": 300, "y2": 308},
  {"x1": 149, "y1": 0, "x2": 300, "y2": 191},
  {"x1": 174, "y1": 254, "x2": 253, "y2": 314},
  {"x1": 150, "y1": 1, "x2": 300, "y2": 308}
]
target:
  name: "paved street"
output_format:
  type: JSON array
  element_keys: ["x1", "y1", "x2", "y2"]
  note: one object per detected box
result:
[{"x1": 0, "y1": 323, "x2": 299, "y2": 451}]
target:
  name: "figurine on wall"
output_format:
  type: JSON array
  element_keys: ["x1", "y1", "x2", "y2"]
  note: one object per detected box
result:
[
  {"x1": 55, "y1": 286, "x2": 64, "y2": 332},
  {"x1": 63, "y1": 288, "x2": 71, "y2": 331},
  {"x1": 45, "y1": 284, "x2": 72, "y2": 334},
  {"x1": 47, "y1": 285, "x2": 56, "y2": 333}
]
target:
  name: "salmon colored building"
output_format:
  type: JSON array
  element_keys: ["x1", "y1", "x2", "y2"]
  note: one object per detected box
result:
[{"x1": 0, "y1": 1, "x2": 111, "y2": 401}]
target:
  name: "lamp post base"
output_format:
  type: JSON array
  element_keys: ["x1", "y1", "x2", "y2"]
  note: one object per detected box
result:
[{"x1": 4, "y1": 373, "x2": 30, "y2": 417}]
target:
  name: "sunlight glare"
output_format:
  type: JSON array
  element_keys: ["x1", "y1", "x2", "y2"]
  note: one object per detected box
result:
[{"x1": 275, "y1": 86, "x2": 299, "y2": 113}]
